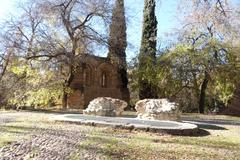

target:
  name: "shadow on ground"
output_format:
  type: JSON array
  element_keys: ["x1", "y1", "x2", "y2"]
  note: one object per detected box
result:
[
  {"x1": 181, "y1": 123, "x2": 227, "y2": 137},
  {"x1": 194, "y1": 128, "x2": 210, "y2": 136},
  {"x1": 174, "y1": 128, "x2": 210, "y2": 137},
  {"x1": 197, "y1": 124, "x2": 227, "y2": 130},
  {"x1": 176, "y1": 124, "x2": 227, "y2": 137}
]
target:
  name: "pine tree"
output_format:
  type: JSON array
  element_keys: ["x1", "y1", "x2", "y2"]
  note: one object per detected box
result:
[
  {"x1": 108, "y1": 0, "x2": 128, "y2": 88},
  {"x1": 138, "y1": 0, "x2": 158, "y2": 99}
]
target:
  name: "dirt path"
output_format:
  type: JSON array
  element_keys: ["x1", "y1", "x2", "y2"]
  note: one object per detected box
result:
[
  {"x1": 0, "y1": 112, "x2": 89, "y2": 159},
  {"x1": 0, "y1": 112, "x2": 134, "y2": 160},
  {"x1": 0, "y1": 129, "x2": 85, "y2": 159}
]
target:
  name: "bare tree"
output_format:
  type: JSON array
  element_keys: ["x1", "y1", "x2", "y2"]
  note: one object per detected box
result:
[
  {"x1": 39, "y1": 0, "x2": 112, "y2": 108},
  {"x1": 193, "y1": 0, "x2": 227, "y2": 16},
  {"x1": 0, "y1": 0, "x2": 113, "y2": 108},
  {"x1": 175, "y1": 0, "x2": 240, "y2": 113}
]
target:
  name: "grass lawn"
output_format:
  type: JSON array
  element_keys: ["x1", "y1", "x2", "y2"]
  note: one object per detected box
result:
[
  {"x1": 181, "y1": 113, "x2": 240, "y2": 121},
  {"x1": 0, "y1": 110, "x2": 239, "y2": 160},
  {"x1": 123, "y1": 110, "x2": 240, "y2": 121},
  {"x1": 72, "y1": 125, "x2": 240, "y2": 160}
]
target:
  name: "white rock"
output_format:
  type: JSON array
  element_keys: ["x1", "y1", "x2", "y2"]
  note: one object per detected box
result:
[
  {"x1": 83, "y1": 97, "x2": 128, "y2": 117},
  {"x1": 135, "y1": 99, "x2": 180, "y2": 121}
]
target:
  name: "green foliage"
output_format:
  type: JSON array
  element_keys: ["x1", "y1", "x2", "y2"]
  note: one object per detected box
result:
[
  {"x1": 24, "y1": 87, "x2": 62, "y2": 107},
  {"x1": 108, "y1": 0, "x2": 127, "y2": 62},
  {"x1": 3, "y1": 59, "x2": 64, "y2": 108},
  {"x1": 138, "y1": 0, "x2": 158, "y2": 99},
  {"x1": 129, "y1": 35, "x2": 240, "y2": 112}
]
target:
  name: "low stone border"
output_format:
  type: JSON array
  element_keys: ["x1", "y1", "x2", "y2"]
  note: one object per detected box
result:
[{"x1": 52, "y1": 114, "x2": 198, "y2": 136}]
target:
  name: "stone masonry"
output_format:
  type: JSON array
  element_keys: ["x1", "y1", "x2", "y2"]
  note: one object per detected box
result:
[{"x1": 67, "y1": 55, "x2": 130, "y2": 109}]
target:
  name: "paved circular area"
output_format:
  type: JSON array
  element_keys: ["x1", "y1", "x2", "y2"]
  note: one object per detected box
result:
[{"x1": 53, "y1": 114, "x2": 198, "y2": 135}]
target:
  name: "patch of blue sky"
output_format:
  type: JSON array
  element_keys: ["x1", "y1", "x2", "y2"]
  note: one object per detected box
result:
[
  {"x1": 0, "y1": 0, "x2": 238, "y2": 61},
  {"x1": 0, "y1": 0, "x2": 181, "y2": 61}
]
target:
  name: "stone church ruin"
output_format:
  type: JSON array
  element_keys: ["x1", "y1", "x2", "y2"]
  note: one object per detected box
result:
[
  {"x1": 67, "y1": 55, "x2": 130, "y2": 109},
  {"x1": 67, "y1": 0, "x2": 129, "y2": 109}
]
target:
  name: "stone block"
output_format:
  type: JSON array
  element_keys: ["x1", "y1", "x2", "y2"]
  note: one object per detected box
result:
[
  {"x1": 135, "y1": 99, "x2": 180, "y2": 121},
  {"x1": 83, "y1": 97, "x2": 128, "y2": 117}
]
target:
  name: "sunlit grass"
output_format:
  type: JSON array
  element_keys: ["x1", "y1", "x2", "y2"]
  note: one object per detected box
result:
[
  {"x1": 0, "y1": 124, "x2": 30, "y2": 147},
  {"x1": 182, "y1": 113, "x2": 240, "y2": 121},
  {"x1": 68, "y1": 124, "x2": 240, "y2": 160},
  {"x1": 0, "y1": 111, "x2": 239, "y2": 160},
  {"x1": 123, "y1": 111, "x2": 240, "y2": 121}
]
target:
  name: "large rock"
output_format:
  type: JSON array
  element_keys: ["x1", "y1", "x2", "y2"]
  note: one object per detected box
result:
[
  {"x1": 83, "y1": 97, "x2": 128, "y2": 117},
  {"x1": 135, "y1": 99, "x2": 180, "y2": 121}
]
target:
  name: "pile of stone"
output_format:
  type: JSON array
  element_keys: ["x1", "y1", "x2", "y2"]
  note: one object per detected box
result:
[
  {"x1": 83, "y1": 97, "x2": 127, "y2": 117},
  {"x1": 135, "y1": 99, "x2": 180, "y2": 121},
  {"x1": 84, "y1": 97, "x2": 180, "y2": 121}
]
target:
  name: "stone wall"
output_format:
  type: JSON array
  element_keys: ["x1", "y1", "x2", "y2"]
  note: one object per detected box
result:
[{"x1": 67, "y1": 55, "x2": 130, "y2": 109}]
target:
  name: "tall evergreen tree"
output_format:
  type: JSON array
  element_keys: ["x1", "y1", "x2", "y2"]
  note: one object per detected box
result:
[
  {"x1": 138, "y1": 0, "x2": 158, "y2": 99},
  {"x1": 108, "y1": 0, "x2": 128, "y2": 88}
]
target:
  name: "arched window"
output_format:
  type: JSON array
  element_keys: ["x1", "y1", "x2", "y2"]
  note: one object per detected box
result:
[
  {"x1": 101, "y1": 72, "x2": 107, "y2": 88},
  {"x1": 98, "y1": 63, "x2": 113, "y2": 88},
  {"x1": 84, "y1": 66, "x2": 92, "y2": 87}
]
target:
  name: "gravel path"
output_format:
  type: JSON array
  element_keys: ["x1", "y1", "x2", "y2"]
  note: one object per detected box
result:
[
  {"x1": 0, "y1": 129, "x2": 85, "y2": 160},
  {"x1": 0, "y1": 112, "x2": 133, "y2": 160},
  {"x1": 0, "y1": 112, "x2": 90, "y2": 160}
]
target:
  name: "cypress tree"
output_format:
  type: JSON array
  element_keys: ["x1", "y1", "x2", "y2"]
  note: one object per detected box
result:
[
  {"x1": 138, "y1": 0, "x2": 158, "y2": 99},
  {"x1": 108, "y1": 0, "x2": 128, "y2": 88}
]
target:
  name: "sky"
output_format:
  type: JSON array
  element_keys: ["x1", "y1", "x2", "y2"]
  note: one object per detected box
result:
[
  {"x1": 0, "y1": 1, "x2": 16, "y2": 19},
  {"x1": 125, "y1": 0, "x2": 180, "y2": 60},
  {"x1": 0, "y1": 0, "x2": 181, "y2": 60},
  {"x1": 0, "y1": 0, "x2": 238, "y2": 60}
]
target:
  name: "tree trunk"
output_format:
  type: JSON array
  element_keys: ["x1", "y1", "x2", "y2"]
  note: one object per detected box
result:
[
  {"x1": 138, "y1": 0, "x2": 158, "y2": 100},
  {"x1": 139, "y1": 80, "x2": 158, "y2": 99},
  {"x1": 0, "y1": 52, "x2": 12, "y2": 81},
  {"x1": 62, "y1": 91, "x2": 68, "y2": 109},
  {"x1": 199, "y1": 72, "x2": 209, "y2": 114},
  {"x1": 61, "y1": 65, "x2": 74, "y2": 109}
]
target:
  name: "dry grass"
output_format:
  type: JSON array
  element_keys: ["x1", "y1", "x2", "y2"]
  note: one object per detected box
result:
[
  {"x1": 182, "y1": 113, "x2": 240, "y2": 121},
  {"x1": 0, "y1": 111, "x2": 239, "y2": 160},
  {"x1": 73, "y1": 125, "x2": 240, "y2": 160}
]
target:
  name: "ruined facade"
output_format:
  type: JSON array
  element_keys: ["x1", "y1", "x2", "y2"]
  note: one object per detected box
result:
[
  {"x1": 67, "y1": 0, "x2": 129, "y2": 109},
  {"x1": 67, "y1": 55, "x2": 130, "y2": 109}
]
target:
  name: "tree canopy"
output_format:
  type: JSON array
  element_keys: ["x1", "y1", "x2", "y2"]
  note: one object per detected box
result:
[{"x1": 0, "y1": 0, "x2": 240, "y2": 114}]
